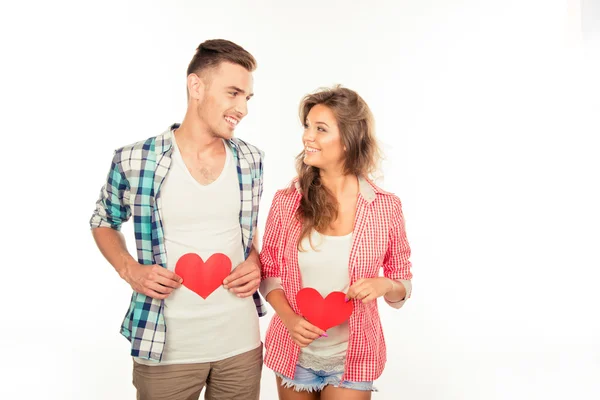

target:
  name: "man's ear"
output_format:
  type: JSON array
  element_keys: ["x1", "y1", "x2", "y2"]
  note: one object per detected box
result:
[{"x1": 187, "y1": 73, "x2": 205, "y2": 102}]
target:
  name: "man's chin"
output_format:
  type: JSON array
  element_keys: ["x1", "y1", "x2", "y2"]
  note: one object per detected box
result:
[
  {"x1": 220, "y1": 130, "x2": 235, "y2": 140},
  {"x1": 211, "y1": 129, "x2": 234, "y2": 140}
]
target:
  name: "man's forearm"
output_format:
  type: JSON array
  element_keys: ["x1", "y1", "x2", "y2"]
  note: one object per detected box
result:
[
  {"x1": 247, "y1": 245, "x2": 260, "y2": 264},
  {"x1": 92, "y1": 227, "x2": 137, "y2": 279},
  {"x1": 247, "y1": 228, "x2": 261, "y2": 263}
]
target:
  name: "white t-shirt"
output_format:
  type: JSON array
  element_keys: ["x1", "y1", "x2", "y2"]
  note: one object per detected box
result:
[
  {"x1": 297, "y1": 231, "x2": 353, "y2": 372},
  {"x1": 135, "y1": 138, "x2": 261, "y2": 365}
]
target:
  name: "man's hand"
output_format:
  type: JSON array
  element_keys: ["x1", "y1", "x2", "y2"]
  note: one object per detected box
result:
[
  {"x1": 223, "y1": 258, "x2": 261, "y2": 298},
  {"x1": 120, "y1": 261, "x2": 183, "y2": 300}
]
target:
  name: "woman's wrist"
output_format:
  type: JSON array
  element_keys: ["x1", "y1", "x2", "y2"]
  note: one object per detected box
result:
[
  {"x1": 280, "y1": 310, "x2": 300, "y2": 328},
  {"x1": 383, "y1": 278, "x2": 406, "y2": 302},
  {"x1": 380, "y1": 277, "x2": 395, "y2": 295}
]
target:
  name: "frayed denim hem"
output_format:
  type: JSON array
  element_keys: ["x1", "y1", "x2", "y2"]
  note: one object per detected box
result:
[
  {"x1": 276, "y1": 373, "x2": 326, "y2": 392},
  {"x1": 335, "y1": 382, "x2": 379, "y2": 392},
  {"x1": 275, "y1": 371, "x2": 377, "y2": 393}
]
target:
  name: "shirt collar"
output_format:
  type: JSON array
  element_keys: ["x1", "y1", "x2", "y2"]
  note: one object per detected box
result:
[{"x1": 294, "y1": 175, "x2": 378, "y2": 203}]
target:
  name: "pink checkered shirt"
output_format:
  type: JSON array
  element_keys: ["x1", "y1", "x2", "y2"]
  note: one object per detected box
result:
[{"x1": 259, "y1": 177, "x2": 413, "y2": 382}]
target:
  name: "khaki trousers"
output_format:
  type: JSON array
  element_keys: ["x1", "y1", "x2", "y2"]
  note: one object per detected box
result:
[{"x1": 132, "y1": 345, "x2": 262, "y2": 400}]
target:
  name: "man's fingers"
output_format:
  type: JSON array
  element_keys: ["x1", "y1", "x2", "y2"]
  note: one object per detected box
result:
[
  {"x1": 155, "y1": 274, "x2": 182, "y2": 289},
  {"x1": 224, "y1": 271, "x2": 259, "y2": 289},
  {"x1": 223, "y1": 261, "x2": 259, "y2": 285},
  {"x1": 231, "y1": 288, "x2": 259, "y2": 298},
  {"x1": 229, "y1": 279, "x2": 260, "y2": 294},
  {"x1": 223, "y1": 268, "x2": 245, "y2": 285},
  {"x1": 224, "y1": 274, "x2": 252, "y2": 289},
  {"x1": 144, "y1": 289, "x2": 168, "y2": 300},
  {"x1": 156, "y1": 267, "x2": 183, "y2": 283},
  {"x1": 234, "y1": 289, "x2": 258, "y2": 298},
  {"x1": 231, "y1": 280, "x2": 260, "y2": 297},
  {"x1": 148, "y1": 282, "x2": 173, "y2": 295}
]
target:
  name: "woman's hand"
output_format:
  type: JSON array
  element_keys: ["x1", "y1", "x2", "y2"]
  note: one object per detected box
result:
[
  {"x1": 281, "y1": 314, "x2": 327, "y2": 348},
  {"x1": 346, "y1": 277, "x2": 395, "y2": 304}
]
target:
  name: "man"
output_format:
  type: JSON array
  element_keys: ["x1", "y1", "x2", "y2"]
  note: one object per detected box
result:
[{"x1": 90, "y1": 39, "x2": 265, "y2": 400}]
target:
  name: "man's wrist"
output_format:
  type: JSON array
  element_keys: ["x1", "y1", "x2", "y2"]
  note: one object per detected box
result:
[
  {"x1": 118, "y1": 257, "x2": 137, "y2": 281},
  {"x1": 247, "y1": 249, "x2": 260, "y2": 264}
]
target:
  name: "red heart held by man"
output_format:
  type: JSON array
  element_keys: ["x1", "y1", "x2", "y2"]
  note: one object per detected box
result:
[
  {"x1": 174, "y1": 253, "x2": 232, "y2": 299},
  {"x1": 296, "y1": 288, "x2": 353, "y2": 331}
]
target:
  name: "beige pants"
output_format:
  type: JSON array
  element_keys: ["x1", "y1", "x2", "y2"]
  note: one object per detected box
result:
[{"x1": 132, "y1": 345, "x2": 263, "y2": 400}]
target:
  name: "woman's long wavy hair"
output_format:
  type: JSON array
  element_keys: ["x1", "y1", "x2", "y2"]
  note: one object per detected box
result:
[{"x1": 294, "y1": 85, "x2": 381, "y2": 250}]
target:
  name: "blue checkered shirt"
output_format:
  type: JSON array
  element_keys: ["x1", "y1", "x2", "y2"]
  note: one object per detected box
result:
[{"x1": 90, "y1": 124, "x2": 267, "y2": 361}]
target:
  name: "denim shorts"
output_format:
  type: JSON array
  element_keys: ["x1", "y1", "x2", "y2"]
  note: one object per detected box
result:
[{"x1": 276, "y1": 364, "x2": 375, "y2": 392}]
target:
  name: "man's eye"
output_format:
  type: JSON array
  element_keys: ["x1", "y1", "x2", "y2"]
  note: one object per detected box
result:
[{"x1": 230, "y1": 91, "x2": 238, "y2": 96}]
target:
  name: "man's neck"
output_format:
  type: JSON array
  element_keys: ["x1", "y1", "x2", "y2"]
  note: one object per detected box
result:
[{"x1": 175, "y1": 115, "x2": 225, "y2": 159}]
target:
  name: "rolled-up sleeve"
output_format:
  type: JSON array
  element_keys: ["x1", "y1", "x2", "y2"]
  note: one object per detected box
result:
[
  {"x1": 89, "y1": 151, "x2": 131, "y2": 230},
  {"x1": 382, "y1": 197, "x2": 413, "y2": 309}
]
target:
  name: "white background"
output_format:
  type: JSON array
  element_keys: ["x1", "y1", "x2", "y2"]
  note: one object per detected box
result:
[{"x1": 1, "y1": 1, "x2": 599, "y2": 399}]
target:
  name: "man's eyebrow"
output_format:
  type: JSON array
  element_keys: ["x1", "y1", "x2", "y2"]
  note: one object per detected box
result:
[{"x1": 227, "y1": 86, "x2": 254, "y2": 97}]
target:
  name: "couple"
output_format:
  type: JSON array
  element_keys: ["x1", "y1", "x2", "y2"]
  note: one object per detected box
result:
[{"x1": 90, "y1": 39, "x2": 413, "y2": 400}]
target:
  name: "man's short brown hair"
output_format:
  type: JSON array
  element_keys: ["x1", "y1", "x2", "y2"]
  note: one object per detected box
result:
[{"x1": 187, "y1": 39, "x2": 257, "y2": 77}]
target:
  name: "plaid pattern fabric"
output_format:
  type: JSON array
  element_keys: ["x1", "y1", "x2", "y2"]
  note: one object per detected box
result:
[
  {"x1": 260, "y1": 177, "x2": 412, "y2": 382},
  {"x1": 90, "y1": 124, "x2": 266, "y2": 361}
]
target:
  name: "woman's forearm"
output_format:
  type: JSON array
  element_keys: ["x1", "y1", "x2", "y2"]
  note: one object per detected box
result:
[{"x1": 266, "y1": 289, "x2": 298, "y2": 325}]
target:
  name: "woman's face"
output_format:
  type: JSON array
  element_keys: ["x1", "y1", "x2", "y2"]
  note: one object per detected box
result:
[{"x1": 302, "y1": 104, "x2": 345, "y2": 173}]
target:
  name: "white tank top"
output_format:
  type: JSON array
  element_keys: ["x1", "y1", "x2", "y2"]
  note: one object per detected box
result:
[{"x1": 297, "y1": 230, "x2": 353, "y2": 372}]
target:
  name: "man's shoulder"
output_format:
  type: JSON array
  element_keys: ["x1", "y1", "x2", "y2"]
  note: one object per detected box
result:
[
  {"x1": 112, "y1": 127, "x2": 173, "y2": 165},
  {"x1": 114, "y1": 136, "x2": 155, "y2": 157},
  {"x1": 230, "y1": 137, "x2": 264, "y2": 159}
]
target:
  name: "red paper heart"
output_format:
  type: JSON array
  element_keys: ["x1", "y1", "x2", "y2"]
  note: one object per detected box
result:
[
  {"x1": 296, "y1": 288, "x2": 353, "y2": 331},
  {"x1": 174, "y1": 253, "x2": 232, "y2": 299}
]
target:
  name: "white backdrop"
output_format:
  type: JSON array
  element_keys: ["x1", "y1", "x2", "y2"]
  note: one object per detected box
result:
[{"x1": 1, "y1": 1, "x2": 599, "y2": 399}]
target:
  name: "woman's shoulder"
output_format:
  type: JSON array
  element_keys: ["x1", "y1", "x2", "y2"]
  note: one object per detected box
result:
[
  {"x1": 271, "y1": 178, "x2": 302, "y2": 207},
  {"x1": 364, "y1": 178, "x2": 404, "y2": 209}
]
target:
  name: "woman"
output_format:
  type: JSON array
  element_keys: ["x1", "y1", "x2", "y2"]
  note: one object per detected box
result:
[{"x1": 259, "y1": 86, "x2": 413, "y2": 400}]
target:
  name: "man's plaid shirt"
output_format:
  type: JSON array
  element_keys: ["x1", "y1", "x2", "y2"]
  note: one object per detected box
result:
[{"x1": 90, "y1": 124, "x2": 267, "y2": 361}]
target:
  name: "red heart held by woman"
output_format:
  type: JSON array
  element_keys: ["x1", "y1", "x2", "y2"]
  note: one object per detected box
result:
[
  {"x1": 174, "y1": 253, "x2": 232, "y2": 299},
  {"x1": 296, "y1": 288, "x2": 353, "y2": 331}
]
